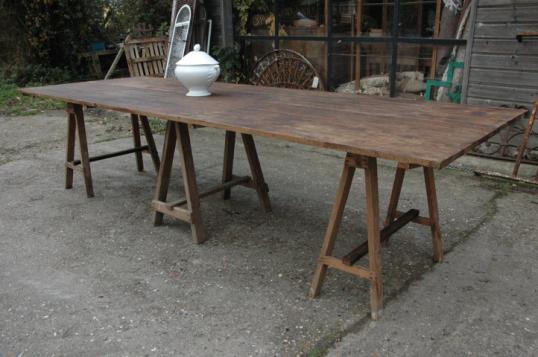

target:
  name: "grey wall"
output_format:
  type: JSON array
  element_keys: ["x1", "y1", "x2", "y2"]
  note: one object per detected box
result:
[
  {"x1": 463, "y1": 0, "x2": 538, "y2": 162},
  {"x1": 464, "y1": 0, "x2": 538, "y2": 109}
]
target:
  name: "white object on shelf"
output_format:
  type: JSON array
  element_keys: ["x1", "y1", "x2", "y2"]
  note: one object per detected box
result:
[{"x1": 175, "y1": 44, "x2": 220, "y2": 97}]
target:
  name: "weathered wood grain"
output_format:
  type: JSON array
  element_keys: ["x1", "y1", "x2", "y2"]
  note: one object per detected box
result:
[
  {"x1": 479, "y1": 0, "x2": 537, "y2": 6},
  {"x1": 472, "y1": 39, "x2": 538, "y2": 56},
  {"x1": 477, "y1": 5, "x2": 538, "y2": 22},
  {"x1": 475, "y1": 23, "x2": 538, "y2": 39},
  {"x1": 471, "y1": 53, "x2": 538, "y2": 72},
  {"x1": 470, "y1": 68, "x2": 538, "y2": 87},
  {"x1": 20, "y1": 77, "x2": 526, "y2": 169},
  {"x1": 468, "y1": 84, "x2": 538, "y2": 104}
]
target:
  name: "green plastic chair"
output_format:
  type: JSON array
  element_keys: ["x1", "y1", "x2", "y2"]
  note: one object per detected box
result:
[{"x1": 425, "y1": 60, "x2": 464, "y2": 103}]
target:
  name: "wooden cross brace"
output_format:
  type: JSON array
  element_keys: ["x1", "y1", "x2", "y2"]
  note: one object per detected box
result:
[
  {"x1": 152, "y1": 122, "x2": 271, "y2": 244},
  {"x1": 310, "y1": 153, "x2": 444, "y2": 320}
]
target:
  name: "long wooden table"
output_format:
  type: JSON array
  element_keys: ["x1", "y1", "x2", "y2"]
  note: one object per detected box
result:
[{"x1": 21, "y1": 77, "x2": 526, "y2": 319}]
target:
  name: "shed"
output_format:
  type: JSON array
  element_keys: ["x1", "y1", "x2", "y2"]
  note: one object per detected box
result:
[{"x1": 462, "y1": 0, "x2": 538, "y2": 162}]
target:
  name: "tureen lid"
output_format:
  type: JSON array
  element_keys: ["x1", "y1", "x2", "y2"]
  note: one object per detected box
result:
[{"x1": 176, "y1": 44, "x2": 219, "y2": 66}]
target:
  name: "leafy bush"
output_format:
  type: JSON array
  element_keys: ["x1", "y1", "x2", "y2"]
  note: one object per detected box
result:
[
  {"x1": 0, "y1": 1, "x2": 105, "y2": 72},
  {"x1": 2, "y1": 65, "x2": 73, "y2": 87},
  {"x1": 213, "y1": 45, "x2": 246, "y2": 84}
]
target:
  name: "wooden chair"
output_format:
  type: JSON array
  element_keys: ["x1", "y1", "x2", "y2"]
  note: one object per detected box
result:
[{"x1": 124, "y1": 36, "x2": 169, "y2": 78}]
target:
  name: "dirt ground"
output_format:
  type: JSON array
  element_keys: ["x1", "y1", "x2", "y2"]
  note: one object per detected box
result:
[{"x1": 1, "y1": 110, "x2": 537, "y2": 356}]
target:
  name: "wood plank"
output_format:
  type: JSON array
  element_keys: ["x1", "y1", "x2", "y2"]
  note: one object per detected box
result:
[
  {"x1": 20, "y1": 77, "x2": 526, "y2": 169},
  {"x1": 475, "y1": 23, "x2": 538, "y2": 39},
  {"x1": 472, "y1": 39, "x2": 538, "y2": 55},
  {"x1": 153, "y1": 122, "x2": 177, "y2": 226},
  {"x1": 222, "y1": 131, "x2": 236, "y2": 200},
  {"x1": 467, "y1": 84, "x2": 538, "y2": 104},
  {"x1": 479, "y1": 0, "x2": 537, "y2": 6},
  {"x1": 176, "y1": 123, "x2": 205, "y2": 244},
  {"x1": 424, "y1": 167, "x2": 443, "y2": 262},
  {"x1": 152, "y1": 200, "x2": 192, "y2": 222},
  {"x1": 139, "y1": 115, "x2": 161, "y2": 172},
  {"x1": 130, "y1": 114, "x2": 144, "y2": 172},
  {"x1": 471, "y1": 53, "x2": 538, "y2": 72},
  {"x1": 73, "y1": 104, "x2": 94, "y2": 198},
  {"x1": 467, "y1": 97, "x2": 533, "y2": 110},
  {"x1": 364, "y1": 157, "x2": 383, "y2": 320},
  {"x1": 165, "y1": 176, "x2": 251, "y2": 208},
  {"x1": 310, "y1": 154, "x2": 356, "y2": 298},
  {"x1": 241, "y1": 134, "x2": 271, "y2": 212},
  {"x1": 477, "y1": 5, "x2": 538, "y2": 22},
  {"x1": 469, "y1": 68, "x2": 538, "y2": 87},
  {"x1": 395, "y1": 210, "x2": 432, "y2": 226},
  {"x1": 320, "y1": 256, "x2": 372, "y2": 280},
  {"x1": 342, "y1": 209, "x2": 419, "y2": 266},
  {"x1": 65, "y1": 106, "x2": 76, "y2": 189},
  {"x1": 384, "y1": 167, "x2": 406, "y2": 226}
]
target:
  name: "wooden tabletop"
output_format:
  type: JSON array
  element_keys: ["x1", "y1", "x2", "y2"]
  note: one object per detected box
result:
[{"x1": 21, "y1": 77, "x2": 526, "y2": 168}]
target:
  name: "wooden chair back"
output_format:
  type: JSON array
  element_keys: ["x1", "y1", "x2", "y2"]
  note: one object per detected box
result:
[{"x1": 124, "y1": 36, "x2": 169, "y2": 78}]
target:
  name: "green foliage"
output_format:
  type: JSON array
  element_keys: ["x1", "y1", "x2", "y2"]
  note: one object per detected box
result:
[
  {"x1": 0, "y1": 0, "x2": 173, "y2": 82},
  {"x1": 104, "y1": 0, "x2": 172, "y2": 40},
  {"x1": 213, "y1": 45, "x2": 246, "y2": 84},
  {"x1": 0, "y1": 1, "x2": 105, "y2": 72},
  {"x1": 2, "y1": 65, "x2": 72, "y2": 87},
  {"x1": 232, "y1": 0, "x2": 270, "y2": 35},
  {"x1": 0, "y1": 79, "x2": 63, "y2": 116}
]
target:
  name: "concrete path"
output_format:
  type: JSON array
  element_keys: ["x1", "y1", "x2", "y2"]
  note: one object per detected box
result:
[{"x1": 0, "y1": 111, "x2": 536, "y2": 356}]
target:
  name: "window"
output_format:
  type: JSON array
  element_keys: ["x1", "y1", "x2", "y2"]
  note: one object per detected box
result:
[{"x1": 235, "y1": 0, "x2": 466, "y2": 97}]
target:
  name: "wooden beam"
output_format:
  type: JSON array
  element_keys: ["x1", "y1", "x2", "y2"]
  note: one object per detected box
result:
[
  {"x1": 321, "y1": 256, "x2": 372, "y2": 279},
  {"x1": 365, "y1": 157, "x2": 383, "y2": 320},
  {"x1": 396, "y1": 209, "x2": 431, "y2": 226},
  {"x1": 342, "y1": 209, "x2": 419, "y2": 266},
  {"x1": 310, "y1": 153, "x2": 356, "y2": 298},
  {"x1": 165, "y1": 176, "x2": 252, "y2": 208}
]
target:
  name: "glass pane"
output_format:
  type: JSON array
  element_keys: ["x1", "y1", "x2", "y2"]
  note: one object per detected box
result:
[
  {"x1": 332, "y1": 42, "x2": 392, "y2": 95},
  {"x1": 279, "y1": 0, "x2": 327, "y2": 37},
  {"x1": 241, "y1": 39, "x2": 276, "y2": 79},
  {"x1": 331, "y1": 0, "x2": 394, "y2": 37},
  {"x1": 332, "y1": 0, "x2": 356, "y2": 36},
  {"x1": 399, "y1": 0, "x2": 437, "y2": 37},
  {"x1": 394, "y1": 43, "x2": 457, "y2": 99},
  {"x1": 233, "y1": 0, "x2": 274, "y2": 36},
  {"x1": 280, "y1": 40, "x2": 327, "y2": 84},
  {"x1": 361, "y1": 0, "x2": 394, "y2": 36}
]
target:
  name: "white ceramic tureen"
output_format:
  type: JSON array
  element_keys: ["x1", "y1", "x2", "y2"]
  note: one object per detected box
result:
[{"x1": 175, "y1": 44, "x2": 220, "y2": 97}]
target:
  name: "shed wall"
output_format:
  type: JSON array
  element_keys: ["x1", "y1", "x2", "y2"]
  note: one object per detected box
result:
[{"x1": 464, "y1": 0, "x2": 538, "y2": 162}]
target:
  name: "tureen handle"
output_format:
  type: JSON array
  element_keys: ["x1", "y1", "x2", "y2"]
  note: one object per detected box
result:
[{"x1": 208, "y1": 65, "x2": 221, "y2": 84}]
